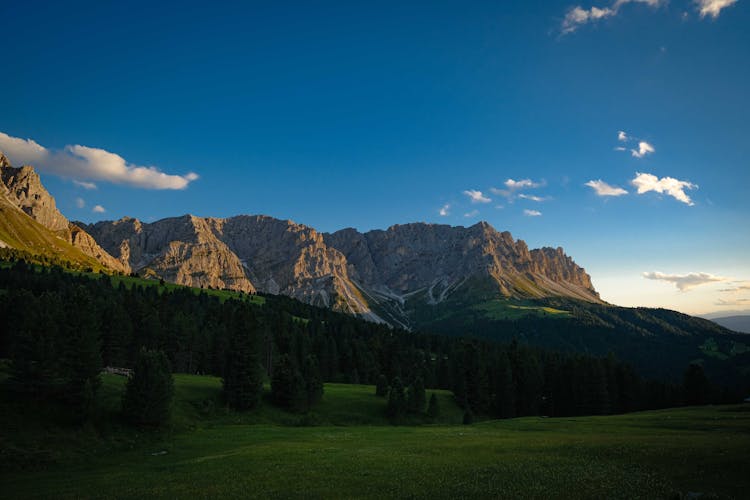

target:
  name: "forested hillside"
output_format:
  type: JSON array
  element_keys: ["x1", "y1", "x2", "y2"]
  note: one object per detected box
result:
[{"x1": 1, "y1": 258, "x2": 744, "y2": 424}]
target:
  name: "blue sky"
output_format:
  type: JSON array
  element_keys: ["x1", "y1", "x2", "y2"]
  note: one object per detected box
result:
[{"x1": 1, "y1": 0, "x2": 748, "y2": 315}]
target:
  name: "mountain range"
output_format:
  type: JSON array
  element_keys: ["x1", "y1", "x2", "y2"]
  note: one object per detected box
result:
[
  {"x1": 2, "y1": 152, "x2": 748, "y2": 383},
  {"x1": 1, "y1": 151, "x2": 600, "y2": 330}
]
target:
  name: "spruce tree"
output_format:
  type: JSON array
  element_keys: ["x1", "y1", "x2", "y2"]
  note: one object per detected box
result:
[
  {"x1": 303, "y1": 355, "x2": 324, "y2": 407},
  {"x1": 223, "y1": 325, "x2": 263, "y2": 411},
  {"x1": 375, "y1": 374, "x2": 389, "y2": 397},
  {"x1": 386, "y1": 376, "x2": 407, "y2": 419},
  {"x1": 407, "y1": 376, "x2": 426, "y2": 413},
  {"x1": 122, "y1": 349, "x2": 174, "y2": 426},
  {"x1": 427, "y1": 393, "x2": 440, "y2": 419},
  {"x1": 271, "y1": 354, "x2": 307, "y2": 412},
  {"x1": 463, "y1": 408, "x2": 474, "y2": 425}
]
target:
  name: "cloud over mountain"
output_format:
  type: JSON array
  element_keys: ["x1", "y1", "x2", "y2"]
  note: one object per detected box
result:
[{"x1": 0, "y1": 131, "x2": 199, "y2": 190}]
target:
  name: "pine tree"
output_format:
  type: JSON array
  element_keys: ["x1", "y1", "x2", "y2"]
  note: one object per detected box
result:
[
  {"x1": 427, "y1": 393, "x2": 440, "y2": 419},
  {"x1": 375, "y1": 374, "x2": 389, "y2": 397},
  {"x1": 494, "y1": 352, "x2": 515, "y2": 419},
  {"x1": 122, "y1": 349, "x2": 174, "y2": 426},
  {"x1": 386, "y1": 376, "x2": 407, "y2": 419},
  {"x1": 223, "y1": 325, "x2": 263, "y2": 411},
  {"x1": 463, "y1": 408, "x2": 474, "y2": 425},
  {"x1": 407, "y1": 376, "x2": 426, "y2": 413},
  {"x1": 303, "y1": 355, "x2": 324, "y2": 407},
  {"x1": 271, "y1": 354, "x2": 307, "y2": 412},
  {"x1": 684, "y1": 363, "x2": 710, "y2": 406}
]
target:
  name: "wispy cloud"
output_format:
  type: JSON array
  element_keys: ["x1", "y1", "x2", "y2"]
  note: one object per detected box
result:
[
  {"x1": 585, "y1": 179, "x2": 629, "y2": 196},
  {"x1": 463, "y1": 190, "x2": 491, "y2": 204},
  {"x1": 695, "y1": 0, "x2": 738, "y2": 18},
  {"x1": 439, "y1": 204, "x2": 451, "y2": 216},
  {"x1": 718, "y1": 283, "x2": 750, "y2": 293},
  {"x1": 631, "y1": 141, "x2": 655, "y2": 158},
  {"x1": 75, "y1": 197, "x2": 85, "y2": 209},
  {"x1": 0, "y1": 131, "x2": 199, "y2": 190},
  {"x1": 490, "y1": 178, "x2": 544, "y2": 201},
  {"x1": 618, "y1": 130, "x2": 629, "y2": 142},
  {"x1": 92, "y1": 205, "x2": 106, "y2": 213},
  {"x1": 523, "y1": 209, "x2": 542, "y2": 217},
  {"x1": 643, "y1": 271, "x2": 728, "y2": 291},
  {"x1": 464, "y1": 209, "x2": 480, "y2": 218},
  {"x1": 505, "y1": 178, "x2": 541, "y2": 190},
  {"x1": 73, "y1": 180, "x2": 97, "y2": 190},
  {"x1": 631, "y1": 172, "x2": 697, "y2": 205},
  {"x1": 561, "y1": 0, "x2": 664, "y2": 35},
  {"x1": 518, "y1": 194, "x2": 548, "y2": 202},
  {"x1": 715, "y1": 297, "x2": 750, "y2": 306}
]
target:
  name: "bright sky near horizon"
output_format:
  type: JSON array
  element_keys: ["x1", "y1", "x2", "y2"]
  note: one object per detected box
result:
[{"x1": 1, "y1": 1, "x2": 748, "y2": 316}]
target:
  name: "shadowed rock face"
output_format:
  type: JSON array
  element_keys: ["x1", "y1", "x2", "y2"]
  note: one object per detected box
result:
[{"x1": 0, "y1": 156, "x2": 126, "y2": 272}]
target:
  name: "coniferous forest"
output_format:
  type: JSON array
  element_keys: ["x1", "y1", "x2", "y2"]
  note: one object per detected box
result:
[{"x1": 0, "y1": 259, "x2": 740, "y2": 425}]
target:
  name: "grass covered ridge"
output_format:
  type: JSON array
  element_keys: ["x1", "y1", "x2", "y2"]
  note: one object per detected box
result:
[{"x1": 2, "y1": 371, "x2": 749, "y2": 498}]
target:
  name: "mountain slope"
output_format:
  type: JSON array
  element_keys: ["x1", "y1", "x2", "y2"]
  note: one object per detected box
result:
[
  {"x1": 0, "y1": 153, "x2": 126, "y2": 272},
  {"x1": 710, "y1": 315, "x2": 750, "y2": 334}
]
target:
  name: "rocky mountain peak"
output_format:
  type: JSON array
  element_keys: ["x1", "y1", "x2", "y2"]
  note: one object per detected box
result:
[{"x1": 0, "y1": 160, "x2": 70, "y2": 232}]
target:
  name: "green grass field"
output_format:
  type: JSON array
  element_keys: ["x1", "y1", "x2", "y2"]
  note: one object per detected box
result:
[{"x1": 2, "y1": 373, "x2": 749, "y2": 499}]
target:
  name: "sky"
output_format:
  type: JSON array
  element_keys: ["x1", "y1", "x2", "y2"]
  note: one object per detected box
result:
[{"x1": 1, "y1": 0, "x2": 748, "y2": 315}]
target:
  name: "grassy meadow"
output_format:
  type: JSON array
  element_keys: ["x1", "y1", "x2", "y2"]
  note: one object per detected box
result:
[{"x1": 2, "y1": 372, "x2": 749, "y2": 499}]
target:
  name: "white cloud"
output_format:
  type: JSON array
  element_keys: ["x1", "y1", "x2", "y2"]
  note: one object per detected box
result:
[
  {"x1": 523, "y1": 209, "x2": 542, "y2": 217},
  {"x1": 518, "y1": 194, "x2": 548, "y2": 202},
  {"x1": 0, "y1": 131, "x2": 199, "y2": 190},
  {"x1": 618, "y1": 130, "x2": 629, "y2": 142},
  {"x1": 695, "y1": 0, "x2": 738, "y2": 18},
  {"x1": 643, "y1": 271, "x2": 727, "y2": 291},
  {"x1": 631, "y1": 172, "x2": 697, "y2": 205},
  {"x1": 614, "y1": 146, "x2": 627, "y2": 151},
  {"x1": 73, "y1": 180, "x2": 97, "y2": 190},
  {"x1": 439, "y1": 204, "x2": 451, "y2": 216},
  {"x1": 631, "y1": 141, "x2": 655, "y2": 158},
  {"x1": 463, "y1": 189, "x2": 491, "y2": 204},
  {"x1": 585, "y1": 179, "x2": 629, "y2": 196},
  {"x1": 504, "y1": 178, "x2": 541, "y2": 190},
  {"x1": 561, "y1": 0, "x2": 664, "y2": 35},
  {"x1": 75, "y1": 197, "x2": 85, "y2": 209},
  {"x1": 464, "y1": 209, "x2": 480, "y2": 218},
  {"x1": 92, "y1": 205, "x2": 106, "y2": 213}
]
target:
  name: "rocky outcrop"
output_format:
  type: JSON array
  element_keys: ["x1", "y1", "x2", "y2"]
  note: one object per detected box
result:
[
  {"x1": 325, "y1": 221, "x2": 600, "y2": 314},
  {"x1": 0, "y1": 155, "x2": 127, "y2": 272},
  {"x1": 1, "y1": 162, "x2": 69, "y2": 232}
]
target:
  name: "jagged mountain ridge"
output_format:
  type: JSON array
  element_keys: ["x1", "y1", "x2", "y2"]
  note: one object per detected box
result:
[
  {"x1": 85, "y1": 214, "x2": 601, "y2": 328},
  {"x1": 0, "y1": 153, "x2": 126, "y2": 272},
  {"x1": 0, "y1": 156, "x2": 601, "y2": 328}
]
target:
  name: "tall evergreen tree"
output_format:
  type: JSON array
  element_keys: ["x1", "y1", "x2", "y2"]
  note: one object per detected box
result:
[
  {"x1": 122, "y1": 349, "x2": 174, "y2": 426},
  {"x1": 386, "y1": 376, "x2": 407, "y2": 419},
  {"x1": 375, "y1": 374, "x2": 389, "y2": 397},
  {"x1": 271, "y1": 354, "x2": 307, "y2": 412},
  {"x1": 407, "y1": 376, "x2": 426, "y2": 414},
  {"x1": 427, "y1": 393, "x2": 440, "y2": 419},
  {"x1": 223, "y1": 323, "x2": 263, "y2": 411}
]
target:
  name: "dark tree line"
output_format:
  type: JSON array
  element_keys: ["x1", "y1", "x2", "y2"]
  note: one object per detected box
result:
[{"x1": 0, "y1": 261, "x2": 741, "y2": 423}]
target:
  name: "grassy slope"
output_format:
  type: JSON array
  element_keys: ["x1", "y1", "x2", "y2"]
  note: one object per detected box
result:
[
  {"x1": 2, "y1": 372, "x2": 749, "y2": 499},
  {"x1": 0, "y1": 199, "x2": 106, "y2": 271}
]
